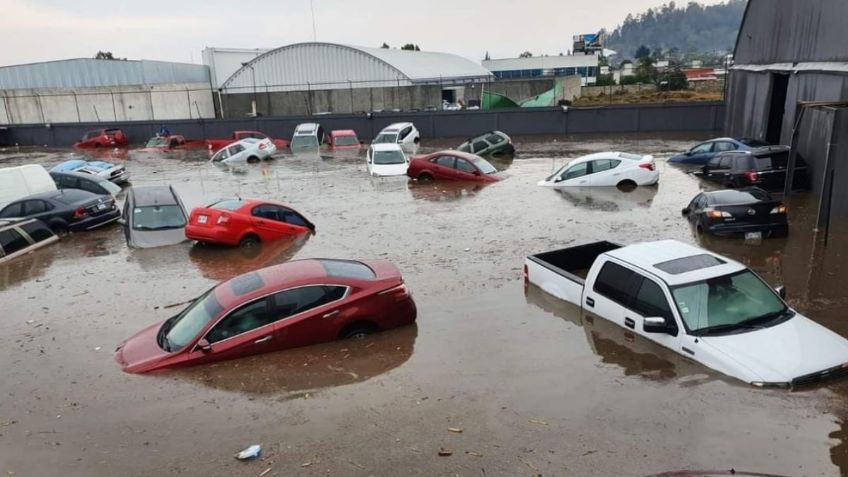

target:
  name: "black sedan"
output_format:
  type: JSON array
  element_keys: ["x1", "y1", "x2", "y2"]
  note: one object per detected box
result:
[
  {"x1": 50, "y1": 170, "x2": 123, "y2": 197},
  {"x1": 682, "y1": 188, "x2": 788, "y2": 239},
  {"x1": 0, "y1": 189, "x2": 120, "y2": 234}
]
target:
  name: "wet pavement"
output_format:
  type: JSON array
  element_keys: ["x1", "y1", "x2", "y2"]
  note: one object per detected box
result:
[{"x1": 2, "y1": 135, "x2": 848, "y2": 476}]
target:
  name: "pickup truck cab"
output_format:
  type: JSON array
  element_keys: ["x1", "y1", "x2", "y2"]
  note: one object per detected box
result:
[{"x1": 525, "y1": 240, "x2": 848, "y2": 387}]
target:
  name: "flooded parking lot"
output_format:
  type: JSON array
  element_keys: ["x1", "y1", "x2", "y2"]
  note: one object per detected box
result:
[{"x1": 2, "y1": 135, "x2": 848, "y2": 476}]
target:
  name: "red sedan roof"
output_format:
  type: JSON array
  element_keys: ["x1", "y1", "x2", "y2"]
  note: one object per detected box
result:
[
  {"x1": 329, "y1": 129, "x2": 357, "y2": 136},
  {"x1": 423, "y1": 150, "x2": 485, "y2": 162}
]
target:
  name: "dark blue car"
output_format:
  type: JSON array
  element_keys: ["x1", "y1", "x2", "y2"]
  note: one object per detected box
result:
[{"x1": 669, "y1": 137, "x2": 770, "y2": 165}]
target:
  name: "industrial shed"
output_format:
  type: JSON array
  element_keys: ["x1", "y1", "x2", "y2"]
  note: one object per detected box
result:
[
  {"x1": 216, "y1": 42, "x2": 494, "y2": 117},
  {"x1": 0, "y1": 59, "x2": 215, "y2": 125},
  {"x1": 725, "y1": 0, "x2": 848, "y2": 234}
]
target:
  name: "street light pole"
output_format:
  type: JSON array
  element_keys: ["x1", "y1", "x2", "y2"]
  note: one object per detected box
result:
[{"x1": 241, "y1": 62, "x2": 258, "y2": 117}]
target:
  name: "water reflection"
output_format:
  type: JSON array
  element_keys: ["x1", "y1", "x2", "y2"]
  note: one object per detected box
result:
[
  {"x1": 554, "y1": 186, "x2": 658, "y2": 212},
  {"x1": 407, "y1": 181, "x2": 488, "y2": 202},
  {"x1": 525, "y1": 284, "x2": 720, "y2": 386},
  {"x1": 172, "y1": 324, "x2": 417, "y2": 397},
  {"x1": 0, "y1": 243, "x2": 57, "y2": 290},
  {"x1": 188, "y1": 233, "x2": 311, "y2": 281}
]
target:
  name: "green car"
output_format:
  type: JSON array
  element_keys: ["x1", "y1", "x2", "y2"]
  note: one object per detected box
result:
[{"x1": 456, "y1": 131, "x2": 515, "y2": 157}]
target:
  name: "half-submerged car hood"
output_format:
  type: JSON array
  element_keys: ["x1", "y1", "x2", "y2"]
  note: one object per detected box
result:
[
  {"x1": 370, "y1": 163, "x2": 409, "y2": 177},
  {"x1": 115, "y1": 321, "x2": 172, "y2": 373},
  {"x1": 128, "y1": 227, "x2": 189, "y2": 249},
  {"x1": 701, "y1": 314, "x2": 848, "y2": 383}
]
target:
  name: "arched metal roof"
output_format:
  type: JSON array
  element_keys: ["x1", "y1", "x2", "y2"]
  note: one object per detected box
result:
[
  {"x1": 221, "y1": 42, "x2": 492, "y2": 92},
  {"x1": 0, "y1": 59, "x2": 210, "y2": 90}
]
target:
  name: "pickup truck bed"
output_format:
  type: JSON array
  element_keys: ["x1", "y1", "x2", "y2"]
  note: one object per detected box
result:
[{"x1": 526, "y1": 241, "x2": 620, "y2": 304}]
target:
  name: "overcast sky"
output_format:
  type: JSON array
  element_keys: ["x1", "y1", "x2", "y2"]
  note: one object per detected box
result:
[{"x1": 0, "y1": 0, "x2": 729, "y2": 66}]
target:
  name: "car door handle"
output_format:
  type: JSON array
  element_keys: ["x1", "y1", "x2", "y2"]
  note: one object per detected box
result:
[
  {"x1": 585, "y1": 297, "x2": 595, "y2": 307},
  {"x1": 624, "y1": 317, "x2": 635, "y2": 329},
  {"x1": 256, "y1": 219, "x2": 266, "y2": 224},
  {"x1": 254, "y1": 335, "x2": 272, "y2": 344},
  {"x1": 323, "y1": 310, "x2": 340, "y2": 318}
]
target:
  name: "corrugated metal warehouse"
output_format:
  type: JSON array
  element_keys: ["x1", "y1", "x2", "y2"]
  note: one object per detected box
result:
[
  {"x1": 0, "y1": 59, "x2": 215, "y2": 125},
  {"x1": 213, "y1": 42, "x2": 494, "y2": 117},
  {"x1": 725, "y1": 0, "x2": 848, "y2": 234}
]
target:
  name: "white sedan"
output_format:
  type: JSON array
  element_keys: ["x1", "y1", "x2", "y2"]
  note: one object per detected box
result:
[
  {"x1": 366, "y1": 144, "x2": 408, "y2": 177},
  {"x1": 210, "y1": 138, "x2": 276, "y2": 165},
  {"x1": 538, "y1": 152, "x2": 659, "y2": 188}
]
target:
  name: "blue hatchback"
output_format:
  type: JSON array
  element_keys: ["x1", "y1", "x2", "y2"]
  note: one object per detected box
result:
[{"x1": 669, "y1": 137, "x2": 770, "y2": 165}]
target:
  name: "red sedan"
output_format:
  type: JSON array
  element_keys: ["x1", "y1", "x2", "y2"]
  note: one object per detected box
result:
[
  {"x1": 73, "y1": 128, "x2": 129, "y2": 149},
  {"x1": 114, "y1": 259, "x2": 417, "y2": 373},
  {"x1": 407, "y1": 150, "x2": 502, "y2": 183},
  {"x1": 185, "y1": 198, "x2": 314, "y2": 247}
]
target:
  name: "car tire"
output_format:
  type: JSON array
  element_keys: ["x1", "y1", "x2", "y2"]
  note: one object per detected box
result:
[
  {"x1": 247, "y1": 156, "x2": 260, "y2": 163},
  {"x1": 239, "y1": 235, "x2": 260, "y2": 248},
  {"x1": 341, "y1": 322, "x2": 378, "y2": 339},
  {"x1": 616, "y1": 180, "x2": 637, "y2": 191},
  {"x1": 417, "y1": 173, "x2": 434, "y2": 183},
  {"x1": 50, "y1": 221, "x2": 69, "y2": 236}
]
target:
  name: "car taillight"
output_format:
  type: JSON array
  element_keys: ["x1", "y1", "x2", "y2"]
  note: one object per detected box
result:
[
  {"x1": 378, "y1": 283, "x2": 410, "y2": 302},
  {"x1": 744, "y1": 170, "x2": 759, "y2": 182},
  {"x1": 770, "y1": 205, "x2": 787, "y2": 215},
  {"x1": 639, "y1": 162, "x2": 655, "y2": 171},
  {"x1": 217, "y1": 214, "x2": 230, "y2": 225},
  {"x1": 73, "y1": 207, "x2": 88, "y2": 219},
  {"x1": 706, "y1": 208, "x2": 731, "y2": 219},
  {"x1": 523, "y1": 264, "x2": 529, "y2": 293},
  {"x1": 259, "y1": 143, "x2": 267, "y2": 150}
]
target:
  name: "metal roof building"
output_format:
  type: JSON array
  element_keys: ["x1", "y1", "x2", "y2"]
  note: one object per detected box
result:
[
  {"x1": 482, "y1": 54, "x2": 600, "y2": 85},
  {"x1": 218, "y1": 42, "x2": 493, "y2": 93}
]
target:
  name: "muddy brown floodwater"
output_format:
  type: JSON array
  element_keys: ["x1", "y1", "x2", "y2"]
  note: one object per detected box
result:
[{"x1": 2, "y1": 134, "x2": 848, "y2": 476}]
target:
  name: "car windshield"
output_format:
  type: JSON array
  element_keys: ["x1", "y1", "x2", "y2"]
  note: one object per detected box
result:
[
  {"x1": 373, "y1": 133, "x2": 398, "y2": 144},
  {"x1": 472, "y1": 157, "x2": 497, "y2": 174},
  {"x1": 335, "y1": 136, "x2": 359, "y2": 146},
  {"x1": 546, "y1": 163, "x2": 569, "y2": 182},
  {"x1": 291, "y1": 135, "x2": 318, "y2": 148},
  {"x1": 146, "y1": 137, "x2": 168, "y2": 147},
  {"x1": 671, "y1": 270, "x2": 790, "y2": 336},
  {"x1": 373, "y1": 150, "x2": 406, "y2": 165},
  {"x1": 132, "y1": 205, "x2": 186, "y2": 230},
  {"x1": 160, "y1": 287, "x2": 224, "y2": 351}
]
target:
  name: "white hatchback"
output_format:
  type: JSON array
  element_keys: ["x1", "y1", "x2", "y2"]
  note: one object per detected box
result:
[
  {"x1": 366, "y1": 144, "x2": 408, "y2": 177},
  {"x1": 538, "y1": 152, "x2": 659, "y2": 188},
  {"x1": 210, "y1": 138, "x2": 276, "y2": 165},
  {"x1": 373, "y1": 122, "x2": 420, "y2": 151}
]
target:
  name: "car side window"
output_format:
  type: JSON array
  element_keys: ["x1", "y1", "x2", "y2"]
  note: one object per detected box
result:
[
  {"x1": 214, "y1": 149, "x2": 230, "y2": 160},
  {"x1": 279, "y1": 208, "x2": 310, "y2": 227},
  {"x1": 229, "y1": 144, "x2": 245, "y2": 155},
  {"x1": 252, "y1": 205, "x2": 278, "y2": 220},
  {"x1": 0, "y1": 228, "x2": 31, "y2": 256},
  {"x1": 80, "y1": 180, "x2": 100, "y2": 194},
  {"x1": 690, "y1": 142, "x2": 713, "y2": 154},
  {"x1": 456, "y1": 159, "x2": 477, "y2": 173},
  {"x1": 23, "y1": 200, "x2": 49, "y2": 215},
  {"x1": 593, "y1": 261, "x2": 639, "y2": 307},
  {"x1": 399, "y1": 127, "x2": 411, "y2": 140},
  {"x1": 484, "y1": 133, "x2": 504, "y2": 144},
  {"x1": 472, "y1": 140, "x2": 489, "y2": 153},
  {"x1": 206, "y1": 298, "x2": 272, "y2": 343},
  {"x1": 562, "y1": 162, "x2": 589, "y2": 180},
  {"x1": 696, "y1": 196, "x2": 708, "y2": 210},
  {"x1": 631, "y1": 277, "x2": 674, "y2": 320},
  {"x1": 272, "y1": 286, "x2": 345, "y2": 319},
  {"x1": 719, "y1": 156, "x2": 734, "y2": 169},
  {"x1": 0, "y1": 203, "x2": 23, "y2": 218},
  {"x1": 434, "y1": 156, "x2": 456, "y2": 168},
  {"x1": 714, "y1": 141, "x2": 737, "y2": 152},
  {"x1": 590, "y1": 159, "x2": 620, "y2": 173}
]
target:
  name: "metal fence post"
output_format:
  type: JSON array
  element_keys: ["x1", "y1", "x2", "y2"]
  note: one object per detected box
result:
[
  {"x1": 186, "y1": 88, "x2": 192, "y2": 119},
  {"x1": 111, "y1": 91, "x2": 117, "y2": 120},
  {"x1": 72, "y1": 92, "x2": 81, "y2": 122}
]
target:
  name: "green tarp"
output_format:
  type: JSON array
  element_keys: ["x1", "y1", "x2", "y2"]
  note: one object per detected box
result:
[{"x1": 481, "y1": 91, "x2": 519, "y2": 110}]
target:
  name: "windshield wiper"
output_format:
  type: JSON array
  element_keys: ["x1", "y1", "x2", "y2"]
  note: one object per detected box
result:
[
  {"x1": 743, "y1": 309, "x2": 792, "y2": 326},
  {"x1": 695, "y1": 322, "x2": 767, "y2": 336}
]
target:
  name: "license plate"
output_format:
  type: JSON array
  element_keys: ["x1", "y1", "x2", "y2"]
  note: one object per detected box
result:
[
  {"x1": 745, "y1": 231, "x2": 762, "y2": 240},
  {"x1": 97, "y1": 203, "x2": 107, "y2": 211},
  {"x1": 198, "y1": 215, "x2": 208, "y2": 224}
]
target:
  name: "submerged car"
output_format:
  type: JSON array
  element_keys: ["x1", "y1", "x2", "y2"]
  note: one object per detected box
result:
[
  {"x1": 0, "y1": 218, "x2": 58, "y2": 264},
  {"x1": 207, "y1": 131, "x2": 289, "y2": 152},
  {"x1": 141, "y1": 135, "x2": 208, "y2": 152},
  {"x1": 326, "y1": 130, "x2": 362, "y2": 150},
  {"x1": 683, "y1": 188, "x2": 788, "y2": 239},
  {"x1": 115, "y1": 258, "x2": 418, "y2": 373},
  {"x1": 186, "y1": 198, "x2": 314, "y2": 247},
  {"x1": 51, "y1": 159, "x2": 130, "y2": 184},
  {"x1": 73, "y1": 128, "x2": 128, "y2": 149},
  {"x1": 121, "y1": 185, "x2": 189, "y2": 248},
  {"x1": 291, "y1": 123, "x2": 324, "y2": 150},
  {"x1": 456, "y1": 130, "x2": 515, "y2": 156},
  {"x1": 407, "y1": 151, "x2": 501, "y2": 183},
  {"x1": 373, "y1": 122, "x2": 420, "y2": 150},
  {"x1": 366, "y1": 144, "x2": 409, "y2": 177},
  {"x1": 538, "y1": 152, "x2": 658, "y2": 188},
  {"x1": 695, "y1": 146, "x2": 808, "y2": 191},
  {"x1": 50, "y1": 170, "x2": 122, "y2": 197},
  {"x1": 210, "y1": 138, "x2": 276, "y2": 164},
  {"x1": 0, "y1": 189, "x2": 119, "y2": 233},
  {"x1": 669, "y1": 137, "x2": 770, "y2": 165}
]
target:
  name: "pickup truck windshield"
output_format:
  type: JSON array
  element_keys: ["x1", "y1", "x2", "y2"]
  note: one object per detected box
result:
[{"x1": 671, "y1": 270, "x2": 790, "y2": 336}]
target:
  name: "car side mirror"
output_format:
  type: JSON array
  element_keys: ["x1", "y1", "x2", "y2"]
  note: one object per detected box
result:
[
  {"x1": 775, "y1": 286, "x2": 787, "y2": 299},
  {"x1": 643, "y1": 316, "x2": 676, "y2": 335},
  {"x1": 196, "y1": 339, "x2": 212, "y2": 353},
  {"x1": 681, "y1": 207, "x2": 691, "y2": 216}
]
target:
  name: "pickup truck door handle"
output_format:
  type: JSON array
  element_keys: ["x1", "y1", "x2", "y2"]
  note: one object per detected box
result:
[
  {"x1": 585, "y1": 297, "x2": 595, "y2": 307},
  {"x1": 624, "y1": 317, "x2": 635, "y2": 329},
  {"x1": 323, "y1": 310, "x2": 340, "y2": 319},
  {"x1": 254, "y1": 335, "x2": 272, "y2": 344}
]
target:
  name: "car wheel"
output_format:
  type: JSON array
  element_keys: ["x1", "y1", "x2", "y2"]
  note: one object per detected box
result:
[
  {"x1": 51, "y1": 222, "x2": 69, "y2": 236},
  {"x1": 341, "y1": 322, "x2": 378, "y2": 339},
  {"x1": 239, "y1": 235, "x2": 260, "y2": 248},
  {"x1": 417, "y1": 173, "x2": 434, "y2": 183},
  {"x1": 616, "y1": 180, "x2": 637, "y2": 191},
  {"x1": 247, "y1": 156, "x2": 260, "y2": 163}
]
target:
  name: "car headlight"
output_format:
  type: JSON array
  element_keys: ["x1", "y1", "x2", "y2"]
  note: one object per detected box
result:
[{"x1": 751, "y1": 381, "x2": 790, "y2": 388}]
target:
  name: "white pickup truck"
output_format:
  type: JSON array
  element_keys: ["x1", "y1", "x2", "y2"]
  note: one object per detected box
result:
[{"x1": 525, "y1": 239, "x2": 848, "y2": 387}]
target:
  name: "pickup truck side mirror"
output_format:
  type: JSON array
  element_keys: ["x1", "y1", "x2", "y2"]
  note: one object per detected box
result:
[
  {"x1": 681, "y1": 207, "x2": 691, "y2": 216},
  {"x1": 643, "y1": 317, "x2": 678, "y2": 336},
  {"x1": 775, "y1": 286, "x2": 787, "y2": 299},
  {"x1": 195, "y1": 339, "x2": 212, "y2": 353}
]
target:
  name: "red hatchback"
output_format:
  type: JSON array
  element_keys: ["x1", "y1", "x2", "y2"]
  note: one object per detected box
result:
[
  {"x1": 407, "y1": 150, "x2": 501, "y2": 183},
  {"x1": 114, "y1": 259, "x2": 417, "y2": 373},
  {"x1": 185, "y1": 198, "x2": 314, "y2": 247},
  {"x1": 74, "y1": 128, "x2": 129, "y2": 149}
]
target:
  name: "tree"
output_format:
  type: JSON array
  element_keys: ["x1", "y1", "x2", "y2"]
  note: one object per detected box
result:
[
  {"x1": 380, "y1": 42, "x2": 390, "y2": 49},
  {"x1": 634, "y1": 45, "x2": 651, "y2": 59},
  {"x1": 664, "y1": 66, "x2": 689, "y2": 90},
  {"x1": 401, "y1": 43, "x2": 421, "y2": 51},
  {"x1": 636, "y1": 55, "x2": 658, "y2": 84},
  {"x1": 95, "y1": 51, "x2": 116, "y2": 60},
  {"x1": 519, "y1": 51, "x2": 533, "y2": 58},
  {"x1": 595, "y1": 74, "x2": 616, "y2": 86}
]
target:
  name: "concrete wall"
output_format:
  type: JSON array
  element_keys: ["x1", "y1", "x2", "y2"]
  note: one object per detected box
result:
[
  {"x1": 0, "y1": 83, "x2": 216, "y2": 125},
  {"x1": 0, "y1": 102, "x2": 725, "y2": 147}
]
